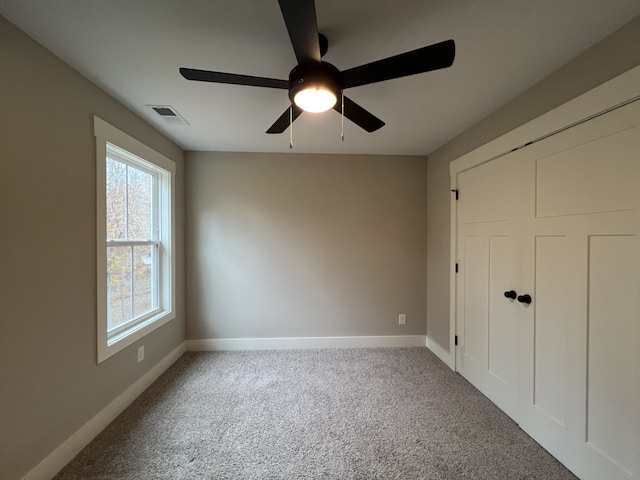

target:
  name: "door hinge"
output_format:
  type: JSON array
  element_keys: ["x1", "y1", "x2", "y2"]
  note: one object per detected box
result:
[
  {"x1": 455, "y1": 335, "x2": 458, "y2": 346},
  {"x1": 451, "y1": 189, "x2": 459, "y2": 200},
  {"x1": 455, "y1": 263, "x2": 459, "y2": 273}
]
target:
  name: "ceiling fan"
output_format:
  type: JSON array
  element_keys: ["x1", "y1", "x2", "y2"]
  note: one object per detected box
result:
[{"x1": 179, "y1": 0, "x2": 455, "y2": 135}]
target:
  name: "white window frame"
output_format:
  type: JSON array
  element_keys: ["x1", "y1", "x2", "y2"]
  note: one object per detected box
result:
[{"x1": 94, "y1": 116, "x2": 176, "y2": 363}]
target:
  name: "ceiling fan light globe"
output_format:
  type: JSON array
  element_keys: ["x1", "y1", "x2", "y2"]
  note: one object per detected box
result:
[{"x1": 294, "y1": 86, "x2": 337, "y2": 113}]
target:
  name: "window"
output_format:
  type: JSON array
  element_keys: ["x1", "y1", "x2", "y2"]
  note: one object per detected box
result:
[{"x1": 95, "y1": 117, "x2": 175, "y2": 363}]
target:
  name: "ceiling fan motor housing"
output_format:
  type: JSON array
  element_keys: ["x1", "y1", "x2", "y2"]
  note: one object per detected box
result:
[{"x1": 288, "y1": 62, "x2": 343, "y2": 103}]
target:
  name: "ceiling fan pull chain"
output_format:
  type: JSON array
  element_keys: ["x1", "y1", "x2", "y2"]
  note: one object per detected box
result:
[
  {"x1": 289, "y1": 105, "x2": 293, "y2": 149},
  {"x1": 341, "y1": 92, "x2": 345, "y2": 142}
]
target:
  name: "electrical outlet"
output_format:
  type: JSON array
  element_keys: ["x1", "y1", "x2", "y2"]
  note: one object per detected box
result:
[
  {"x1": 137, "y1": 345, "x2": 145, "y2": 363},
  {"x1": 399, "y1": 314, "x2": 407, "y2": 325}
]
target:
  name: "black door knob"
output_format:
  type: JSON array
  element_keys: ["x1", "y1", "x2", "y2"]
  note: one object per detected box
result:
[
  {"x1": 517, "y1": 294, "x2": 532, "y2": 304},
  {"x1": 503, "y1": 290, "x2": 517, "y2": 300}
]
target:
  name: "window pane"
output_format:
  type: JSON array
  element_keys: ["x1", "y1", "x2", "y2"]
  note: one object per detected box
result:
[
  {"x1": 106, "y1": 157, "x2": 127, "y2": 240},
  {"x1": 127, "y1": 166, "x2": 154, "y2": 240},
  {"x1": 107, "y1": 245, "x2": 132, "y2": 330},
  {"x1": 133, "y1": 244, "x2": 156, "y2": 318}
]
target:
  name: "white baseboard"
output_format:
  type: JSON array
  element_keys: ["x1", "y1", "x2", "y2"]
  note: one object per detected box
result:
[
  {"x1": 187, "y1": 335, "x2": 427, "y2": 351},
  {"x1": 22, "y1": 342, "x2": 187, "y2": 480},
  {"x1": 426, "y1": 337, "x2": 455, "y2": 370}
]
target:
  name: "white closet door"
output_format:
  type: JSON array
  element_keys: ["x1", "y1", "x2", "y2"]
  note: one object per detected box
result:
[
  {"x1": 455, "y1": 154, "x2": 523, "y2": 420},
  {"x1": 517, "y1": 100, "x2": 640, "y2": 480}
]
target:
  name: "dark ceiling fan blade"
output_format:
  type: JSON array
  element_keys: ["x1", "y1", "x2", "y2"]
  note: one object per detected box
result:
[
  {"x1": 333, "y1": 96, "x2": 385, "y2": 132},
  {"x1": 266, "y1": 105, "x2": 304, "y2": 134},
  {"x1": 277, "y1": 0, "x2": 321, "y2": 64},
  {"x1": 180, "y1": 68, "x2": 289, "y2": 89},
  {"x1": 342, "y1": 39, "x2": 455, "y2": 89}
]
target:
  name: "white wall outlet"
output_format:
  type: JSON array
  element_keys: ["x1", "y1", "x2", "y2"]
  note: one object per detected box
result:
[
  {"x1": 398, "y1": 314, "x2": 407, "y2": 325},
  {"x1": 137, "y1": 345, "x2": 145, "y2": 363}
]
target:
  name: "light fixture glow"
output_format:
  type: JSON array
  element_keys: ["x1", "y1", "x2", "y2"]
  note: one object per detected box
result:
[{"x1": 293, "y1": 86, "x2": 337, "y2": 113}]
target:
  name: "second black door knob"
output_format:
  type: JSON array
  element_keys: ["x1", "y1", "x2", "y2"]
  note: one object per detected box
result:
[{"x1": 517, "y1": 294, "x2": 532, "y2": 304}]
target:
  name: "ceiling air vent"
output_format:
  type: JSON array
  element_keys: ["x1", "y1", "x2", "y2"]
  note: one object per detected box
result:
[{"x1": 146, "y1": 105, "x2": 189, "y2": 126}]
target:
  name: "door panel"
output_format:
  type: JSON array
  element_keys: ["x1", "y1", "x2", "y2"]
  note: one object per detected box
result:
[
  {"x1": 519, "y1": 100, "x2": 640, "y2": 480},
  {"x1": 462, "y1": 235, "x2": 488, "y2": 367},
  {"x1": 456, "y1": 156, "x2": 521, "y2": 420},
  {"x1": 518, "y1": 231, "x2": 582, "y2": 460},
  {"x1": 488, "y1": 235, "x2": 517, "y2": 385},
  {"x1": 533, "y1": 235, "x2": 569, "y2": 426},
  {"x1": 463, "y1": 168, "x2": 512, "y2": 223},
  {"x1": 585, "y1": 235, "x2": 635, "y2": 474},
  {"x1": 536, "y1": 128, "x2": 637, "y2": 218},
  {"x1": 455, "y1": 99, "x2": 640, "y2": 480}
]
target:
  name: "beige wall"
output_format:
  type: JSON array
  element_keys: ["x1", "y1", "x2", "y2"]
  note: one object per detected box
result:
[
  {"x1": 186, "y1": 152, "x2": 427, "y2": 339},
  {"x1": 426, "y1": 15, "x2": 640, "y2": 352},
  {"x1": 0, "y1": 16, "x2": 185, "y2": 479},
  {"x1": 6, "y1": 7, "x2": 640, "y2": 477}
]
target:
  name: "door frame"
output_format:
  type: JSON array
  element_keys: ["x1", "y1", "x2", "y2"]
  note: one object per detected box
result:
[{"x1": 447, "y1": 65, "x2": 640, "y2": 372}]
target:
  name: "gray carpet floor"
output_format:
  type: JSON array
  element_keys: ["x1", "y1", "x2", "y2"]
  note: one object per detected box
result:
[{"x1": 54, "y1": 348, "x2": 578, "y2": 479}]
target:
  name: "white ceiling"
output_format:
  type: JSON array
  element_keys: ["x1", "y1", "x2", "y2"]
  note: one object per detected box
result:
[{"x1": 2, "y1": 1, "x2": 639, "y2": 155}]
